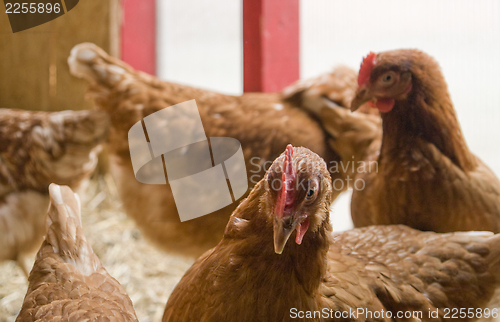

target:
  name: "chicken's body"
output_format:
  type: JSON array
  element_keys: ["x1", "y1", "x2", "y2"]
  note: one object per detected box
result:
[
  {"x1": 164, "y1": 147, "x2": 500, "y2": 322},
  {"x1": 0, "y1": 109, "x2": 108, "y2": 275},
  {"x1": 349, "y1": 49, "x2": 500, "y2": 232},
  {"x1": 16, "y1": 184, "x2": 138, "y2": 321},
  {"x1": 68, "y1": 43, "x2": 363, "y2": 256},
  {"x1": 352, "y1": 134, "x2": 500, "y2": 232}
]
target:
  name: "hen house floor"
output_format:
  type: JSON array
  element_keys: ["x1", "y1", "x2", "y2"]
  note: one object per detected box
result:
[{"x1": 0, "y1": 175, "x2": 353, "y2": 322}]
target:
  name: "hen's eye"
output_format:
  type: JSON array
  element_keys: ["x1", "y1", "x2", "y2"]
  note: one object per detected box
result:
[
  {"x1": 304, "y1": 178, "x2": 320, "y2": 203},
  {"x1": 379, "y1": 71, "x2": 397, "y2": 86}
]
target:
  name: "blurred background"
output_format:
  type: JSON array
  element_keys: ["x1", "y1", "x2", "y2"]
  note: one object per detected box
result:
[{"x1": 1, "y1": 0, "x2": 499, "y2": 321}]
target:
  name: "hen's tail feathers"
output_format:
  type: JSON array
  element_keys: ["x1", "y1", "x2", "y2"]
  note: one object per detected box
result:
[
  {"x1": 281, "y1": 66, "x2": 381, "y2": 168},
  {"x1": 318, "y1": 99, "x2": 382, "y2": 166},
  {"x1": 45, "y1": 184, "x2": 99, "y2": 275},
  {"x1": 282, "y1": 66, "x2": 358, "y2": 113},
  {"x1": 50, "y1": 109, "x2": 110, "y2": 145},
  {"x1": 68, "y1": 42, "x2": 144, "y2": 90}
]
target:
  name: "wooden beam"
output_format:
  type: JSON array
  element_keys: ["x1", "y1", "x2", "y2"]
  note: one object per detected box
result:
[
  {"x1": 0, "y1": 0, "x2": 119, "y2": 111},
  {"x1": 243, "y1": 0, "x2": 300, "y2": 92},
  {"x1": 121, "y1": 0, "x2": 156, "y2": 75}
]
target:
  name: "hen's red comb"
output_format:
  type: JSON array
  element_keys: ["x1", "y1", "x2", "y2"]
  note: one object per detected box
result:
[
  {"x1": 275, "y1": 145, "x2": 295, "y2": 218},
  {"x1": 358, "y1": 52, "x2": 377, "y2": 86},
  {"x1": 283, "y1": 145, "x2": 294, "y2": 178}
]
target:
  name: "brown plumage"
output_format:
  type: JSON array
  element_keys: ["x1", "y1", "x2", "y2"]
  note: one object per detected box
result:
[
  {"x1": 293, "y1": 98, "x2": 382, "y2": 185},
  {"x1": 282, "y1": 65, "x2": 379, "y2": 116},
  {"x1": 0, "y1": 108, "x2": 108, "y2": 275},
  {"x1": 163, "y1": 146, "x2": 500, "y2": 322},
  {"x1": 283, "y1": 66, "x2": 382, "y2": 184},
  {"x1": 16, "y1": 184, "x2": 138, "y2": 322},
  {"x1": 67, "y1": 42, "x2": 362, "y2": 257},
  {"x1": 349, "y1": 49, "x2": 500, "y2": 232}
]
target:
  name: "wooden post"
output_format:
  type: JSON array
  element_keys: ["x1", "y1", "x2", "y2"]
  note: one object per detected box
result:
[
  {"x1": 121, "y1": 0, "x2": 156, "y2": 75},
  {"x1": 243, "y1": 0, "x2": 300, "y2": 93},
  {"x1": 0, "y1": 0, "x2": 120, "y2": 111}
]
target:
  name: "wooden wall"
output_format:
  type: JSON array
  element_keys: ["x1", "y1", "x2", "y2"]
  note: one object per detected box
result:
[{"x1": 0, "y1": 0, "x2": 120, "y2": 111}]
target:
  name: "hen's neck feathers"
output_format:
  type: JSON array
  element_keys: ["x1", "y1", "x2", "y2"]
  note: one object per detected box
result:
[
  {"x1": 223, "y1": 180, "x2": 331, "y2": 298},
  {"x1": 380, "y1": 62, "x2": 476, "y2": 171}
]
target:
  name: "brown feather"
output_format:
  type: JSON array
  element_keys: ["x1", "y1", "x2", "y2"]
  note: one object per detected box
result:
[
  {"x1": 350, "y1": 49, "x2": 500, "y2": 233},
  {"x1": 0, "y1": 108, "x2": 108, "y2": 274},
  {"x1": 163, "y1": 147, "x2": 500, "y2": 322},
  {"x1": 68, "y1": 43, "x2": 365, "y2": 257},
  {"x1": 16, "y1": 184, "x2": 138, "y2": 322}
]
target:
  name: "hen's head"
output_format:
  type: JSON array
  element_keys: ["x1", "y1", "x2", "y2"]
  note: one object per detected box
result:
[
  {"x1": 264, "y1": 145, "x2": 333, "y2": 254},
  {"x1": 351, "y1": 49, "x2": 443, "y2": 113}
]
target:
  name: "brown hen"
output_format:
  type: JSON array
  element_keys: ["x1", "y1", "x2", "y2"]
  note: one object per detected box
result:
[
  {"x1": 0, "y1": 108, "x2": 108, "y2": 275},
  {"x1": 350, "y1": 49, "x2": 500, "y2": 232},
  {"x1": 164, "y1": 146, "x2": 500, "y2": 322},
  {"x1": 16, "y1": 184, "x2": 138, "y2": 322},
  {"x1": 67, "y1": 43, "x2": 364, "y2": 257}
]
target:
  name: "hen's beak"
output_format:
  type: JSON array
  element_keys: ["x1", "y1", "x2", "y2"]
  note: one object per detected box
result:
[
  {"x1": 273, "y1": 216, "x2": 297, "y2": 254},
  {"x1": 350, "y1": 87, "x2": 372, "y2": 112}
]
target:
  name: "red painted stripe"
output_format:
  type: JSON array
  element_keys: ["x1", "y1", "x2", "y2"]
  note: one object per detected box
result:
[
  {"x1": 243, "y1": 0, "x2": 263, "y2": 92},
  {"x1": 243, "y1": 0, "x2": 300, "y2": 93},
  {"x1": 121, "y1": 0, "x2": 156, "y2": 75}
]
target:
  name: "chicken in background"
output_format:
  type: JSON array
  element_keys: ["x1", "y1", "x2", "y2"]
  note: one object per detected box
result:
[
  {"x1": 294, "y1": 99, "x2": 382, "y2": 184},
  {"x1": 0, "y1": 108, "x2": 108, "y2": 276},
  {"x1": 282, "y1": 64, "x2": 379, "y2": 116},
  {"x1": 16, "y1": 184, "x2": 138, "y2": 322},
  {"x1": 348, "y1": 49, "x2": 500, "y2": 232},
  {"x1": 67, "y1": 42, "x2": 372, "y2": 257},
  {"x1": 282, "y1": 66, "x2": 383, "y2": 183},
  {"x1": 164, "y1": 146, "x2": 500, "y2": 322}
]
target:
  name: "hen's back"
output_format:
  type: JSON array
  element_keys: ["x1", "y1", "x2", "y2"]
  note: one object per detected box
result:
[
  {"x1": 16, "y1": 184, "x2": 138, "y2": 322},
  {"x1": 0, "y1": 108, "x2": 108, "y2": 275},
  {"x1": 326, "y1": 225, "x2": 500, "y2": 318}
]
